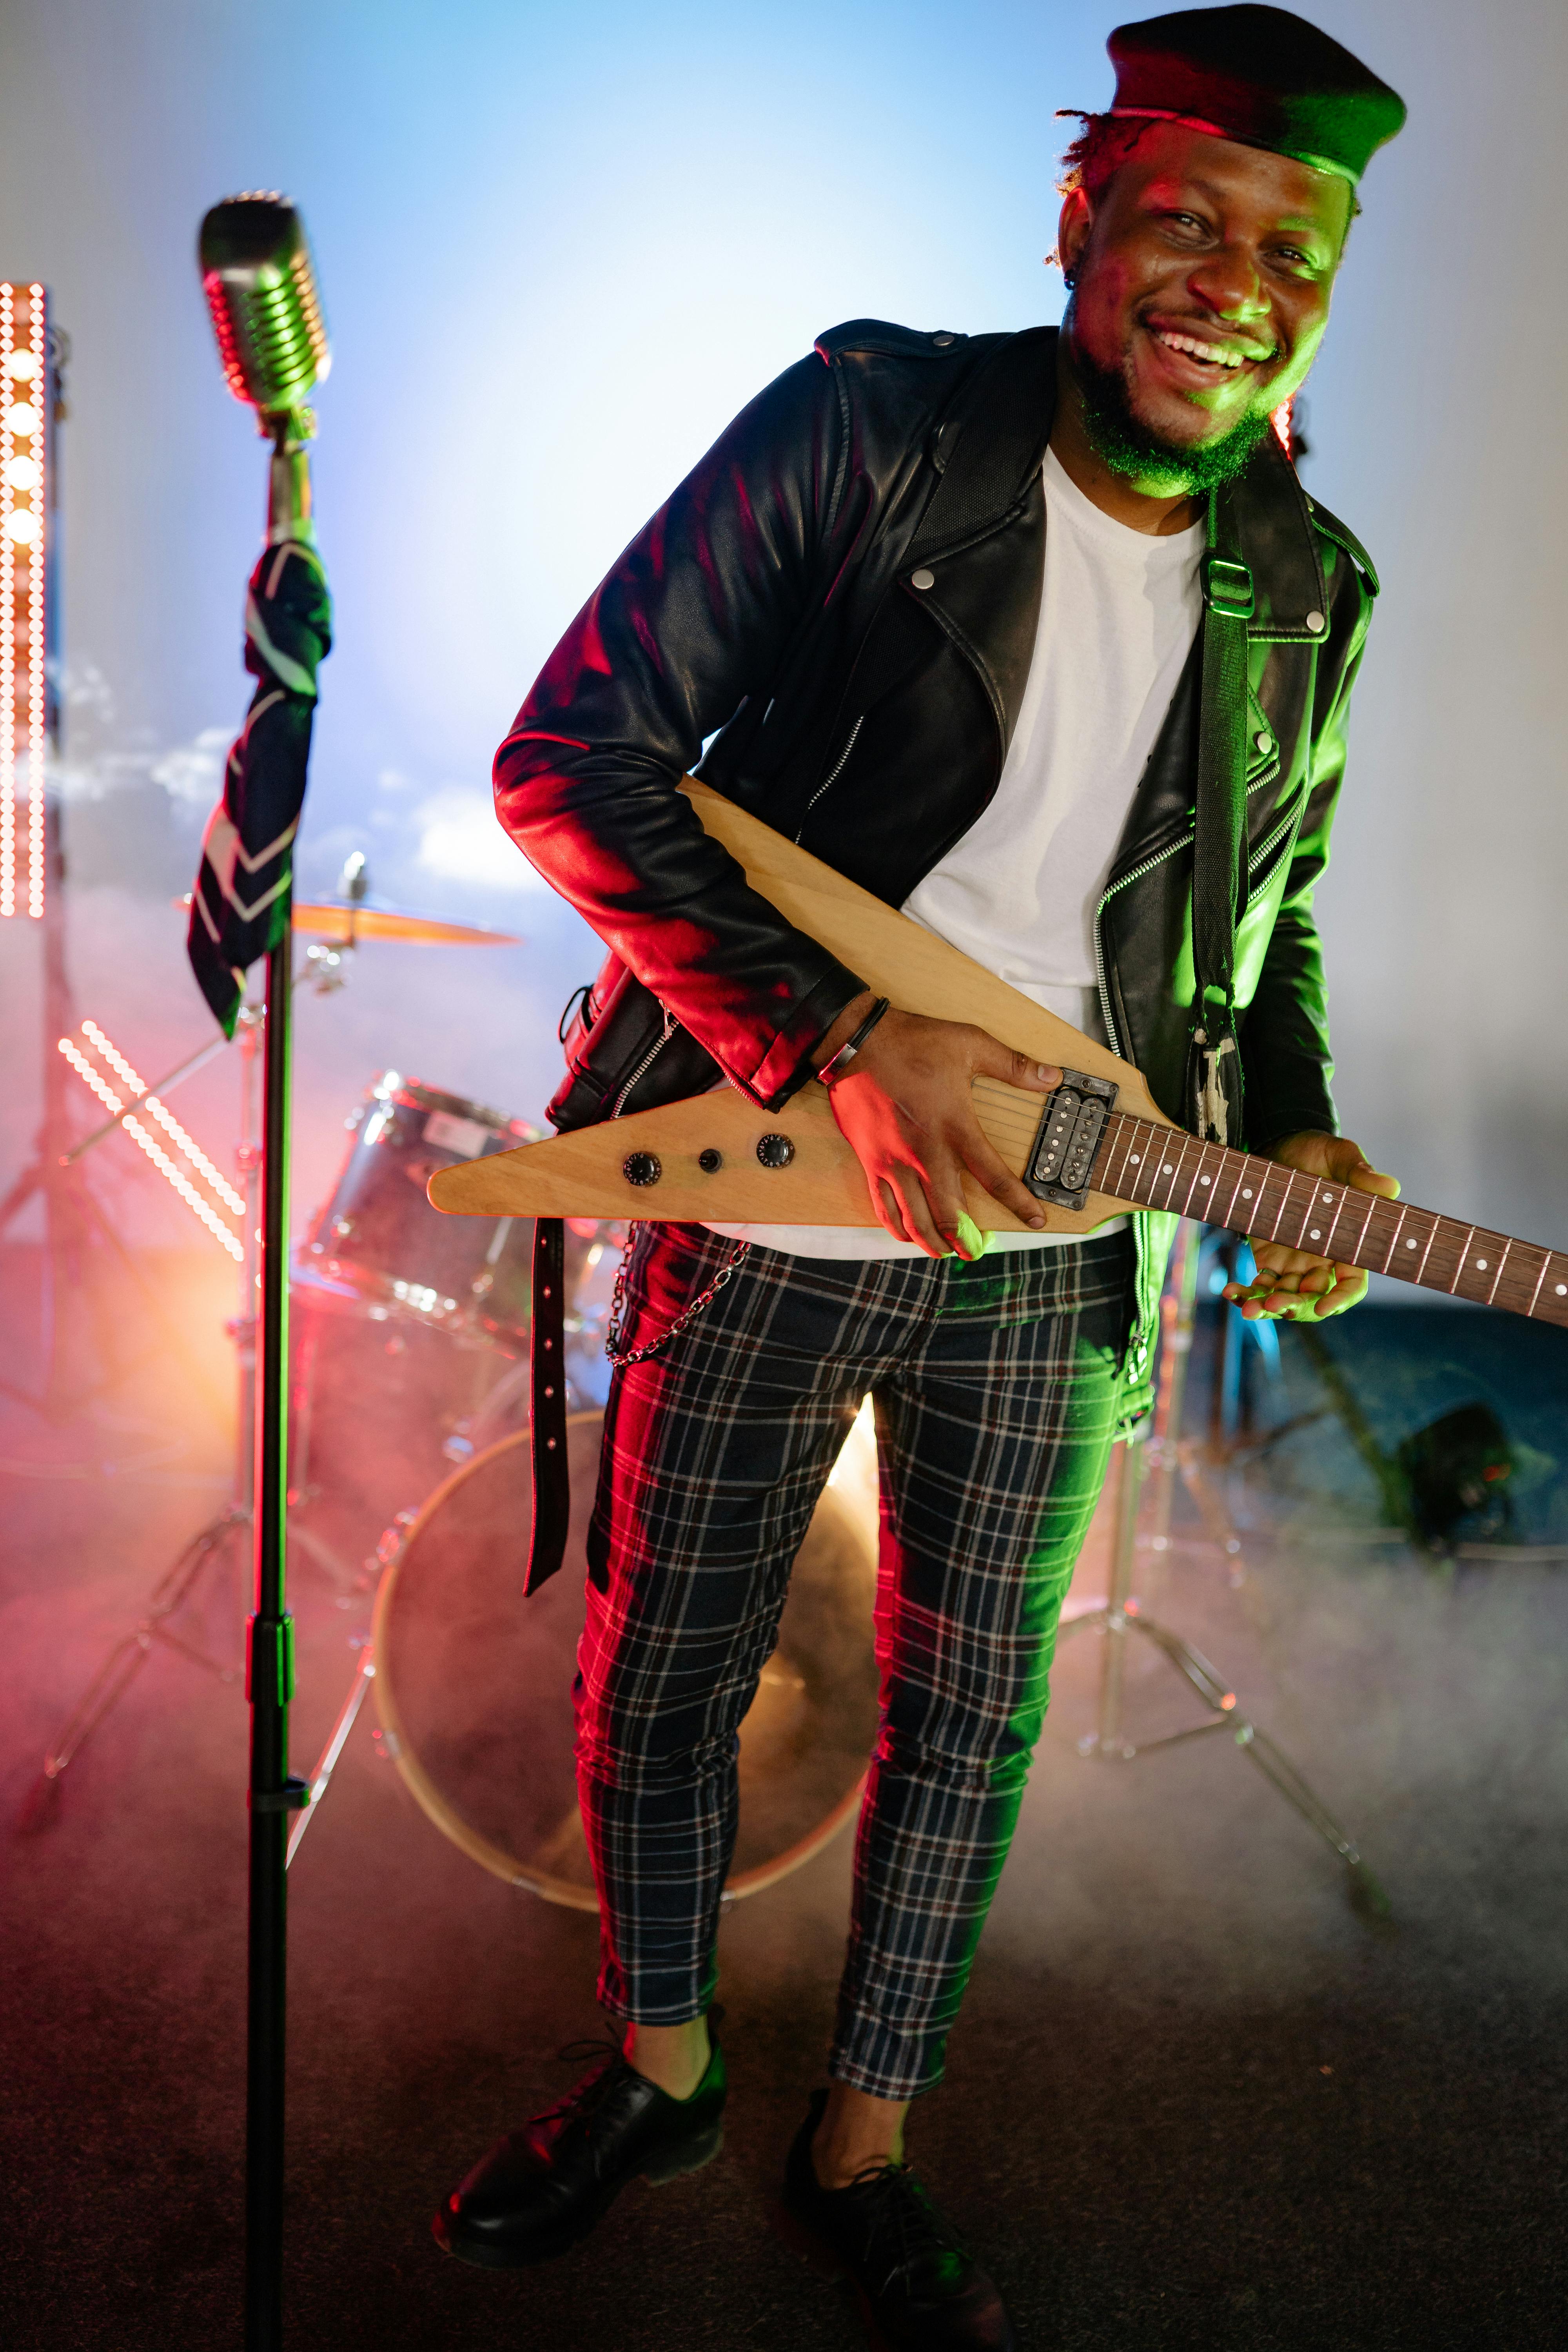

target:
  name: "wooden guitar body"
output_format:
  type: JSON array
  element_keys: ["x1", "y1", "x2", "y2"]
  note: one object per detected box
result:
[
  {"x1": 429, "y1": 781, "x2": 1568, "y2": 1329},
  {"x1": 429, "y1": 780, "x2": 1173, "y2": 1234}
]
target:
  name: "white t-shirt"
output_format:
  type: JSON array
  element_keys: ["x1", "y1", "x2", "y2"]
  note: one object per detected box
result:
[{"x1": 706, "y1": 446, "x2": 1204, "y2": 1260}]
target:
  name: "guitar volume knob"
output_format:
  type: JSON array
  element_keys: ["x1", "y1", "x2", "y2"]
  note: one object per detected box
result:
[
  {"x1": 622, "y1": 1151, "x2": 662, "y2": 1187},
  {"x1": 756, "y1": 1133, "x2": 795, "y2": 1169}
]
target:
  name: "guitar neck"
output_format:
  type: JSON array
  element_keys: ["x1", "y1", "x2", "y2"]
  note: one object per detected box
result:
[{"x1": 1089, "y1": 1107, "x2": 1568, "y2": 1327}]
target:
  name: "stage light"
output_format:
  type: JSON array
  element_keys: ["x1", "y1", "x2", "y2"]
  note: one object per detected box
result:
[
  {"x1": 58, "y1": 1024, "x2": 247, "y2": 1258},
  {"x1": 2, "y1": 282, "x2": 51, "y2": 921},
  {"x1": 58, "y1": 1039, "x2": 245, "y2": 1261},
  {"x1": 79, "y1": 1016, "x2": 247, "y2": 1214}
]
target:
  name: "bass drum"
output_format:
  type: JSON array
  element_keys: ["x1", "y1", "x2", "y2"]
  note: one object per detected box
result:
[{"x1": 373, "y1": 1412, "x2": 880, "y2": 1909}]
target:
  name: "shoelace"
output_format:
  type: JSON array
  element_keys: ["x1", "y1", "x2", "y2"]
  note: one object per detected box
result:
[
  {"x1": 839, "y1": 2159, "x2": 971, "y2": 2295},
  {"x1": 531, "y1": 2034, "x2": 628, "y2": 2130},
  {"x1": 532, "y1": 2011, "x2": 722, "y2": 2129}
]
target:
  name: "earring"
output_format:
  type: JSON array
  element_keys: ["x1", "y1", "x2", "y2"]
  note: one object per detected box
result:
[{"x1": 1062, "y1": 264, "x2": 1077, "y2": 290}]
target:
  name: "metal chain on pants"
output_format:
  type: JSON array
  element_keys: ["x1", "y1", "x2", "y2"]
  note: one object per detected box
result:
[{"x1": 603, "y1": 1229, "x2": 752, "y2": 1370}]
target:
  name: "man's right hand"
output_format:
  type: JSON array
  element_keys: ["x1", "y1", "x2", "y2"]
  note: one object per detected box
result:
[{"x1": 815, "y1": 992, "x2": 1061, "y2": 1259}]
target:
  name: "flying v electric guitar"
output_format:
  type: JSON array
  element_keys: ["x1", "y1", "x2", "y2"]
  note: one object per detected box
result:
[{"x1": 429, "y1": 782, "x2": 1568, "y2": 1329}]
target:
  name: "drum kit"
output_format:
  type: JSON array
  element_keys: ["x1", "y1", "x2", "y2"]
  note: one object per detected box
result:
[{"x1": 28, "y1": 865, "x2": 882, "y2": 1904}]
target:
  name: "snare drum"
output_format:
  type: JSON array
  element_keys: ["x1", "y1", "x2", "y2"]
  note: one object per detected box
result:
[{"x1": 297, "y1": 1073, "x2": 541, "y2": 1350}]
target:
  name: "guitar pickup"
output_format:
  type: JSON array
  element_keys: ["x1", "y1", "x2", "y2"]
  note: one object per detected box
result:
[{"x1": 1023, "y1": 1069, "x2": 1118, "y2": 1211}]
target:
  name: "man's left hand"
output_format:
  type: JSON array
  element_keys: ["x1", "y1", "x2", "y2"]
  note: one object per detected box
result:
[{"x1": 1223, "y1": 1131, "x2": 1400, "y2": 1322}]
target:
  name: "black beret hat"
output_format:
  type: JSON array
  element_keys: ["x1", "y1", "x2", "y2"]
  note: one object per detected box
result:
[{"x1": 1107, "y1": 5, "x2": 1406, "y2": 184}]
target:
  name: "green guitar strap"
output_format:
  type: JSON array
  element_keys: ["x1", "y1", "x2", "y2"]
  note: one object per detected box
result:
[{"x1": 1188, "y1": 482, "x2": 1252, "y2": 1148}]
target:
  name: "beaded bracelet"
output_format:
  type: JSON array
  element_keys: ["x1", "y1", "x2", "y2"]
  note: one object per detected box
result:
[{"x1": 816, "y1": 996, "x2": 891, "y2": 1086}]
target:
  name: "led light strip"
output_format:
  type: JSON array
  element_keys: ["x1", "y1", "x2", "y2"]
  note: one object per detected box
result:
[
  {"x1": 1, "y1": 282, "x2": 14, "y2": 918},
  {"x1": 1, "y1": 283, "x2": 48, "y2": 916},
  {"x1": 25, "y1": 282, "x2": 44, "y2": 918},
  {"x1": 58, "y1": 1038, "x2": 245, "y2": 1260},
  {"x1": 79, "y1": 1018, "x2": 246, "y2": 1212}
]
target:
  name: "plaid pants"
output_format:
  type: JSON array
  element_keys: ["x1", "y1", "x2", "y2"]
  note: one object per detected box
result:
[{"x1": 577, "y1": 1220, "x2": 1134, "y2": 2100}]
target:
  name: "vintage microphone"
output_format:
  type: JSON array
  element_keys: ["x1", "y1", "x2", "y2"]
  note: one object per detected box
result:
[
  {"x1": 200, "y1": 191, "x2": 329, "y2": 539},
  {"x1": 198, "y1": 191, "x2": 328, "y2": 2352}
]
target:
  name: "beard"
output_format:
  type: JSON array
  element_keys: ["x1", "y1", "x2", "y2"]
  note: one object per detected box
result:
[{"x1": 1068, "y1": 325, "x2": 1275, "y2": 495}]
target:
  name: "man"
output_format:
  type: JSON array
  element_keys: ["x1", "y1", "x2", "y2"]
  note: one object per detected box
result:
[{"x1": 436, "y1": 11, "x2": 1405, "y2": 2345}]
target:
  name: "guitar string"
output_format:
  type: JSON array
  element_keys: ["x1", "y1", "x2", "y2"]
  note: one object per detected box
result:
[
  {"x1": 961, "y1": 1085, "x2": 1561, "y2": 1308},
  {"x1": 834, "y1": 1100, "x2": 1561, "y2": 1313}
]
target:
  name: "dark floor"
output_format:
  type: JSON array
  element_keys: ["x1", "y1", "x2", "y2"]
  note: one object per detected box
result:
[{"x1": 4, "y1": 1245, "x2": 1567, "y2": 2352}]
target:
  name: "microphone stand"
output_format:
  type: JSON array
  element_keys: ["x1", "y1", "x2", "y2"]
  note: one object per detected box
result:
[{"x1": 245, "y1": 418, "x2": 314, "y2": 2352}]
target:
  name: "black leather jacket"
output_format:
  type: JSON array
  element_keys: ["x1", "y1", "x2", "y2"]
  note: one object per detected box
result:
[{"x1": 494, "y1": 320, "x2": 1379, "y2": 1401}]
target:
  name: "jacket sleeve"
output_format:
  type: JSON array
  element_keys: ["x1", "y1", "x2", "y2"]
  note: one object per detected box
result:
[
  {"x1": 493, "y1": 351, "x2": 868, "y2": 1108},
  {"x1": 1239, "y1": 552, "x2": 1374, "y2": 1151}
]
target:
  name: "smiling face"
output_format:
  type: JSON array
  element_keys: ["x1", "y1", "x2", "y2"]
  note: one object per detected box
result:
[{"x1": 1056, "y1": 121, "x2": 1353, "y2": 491}]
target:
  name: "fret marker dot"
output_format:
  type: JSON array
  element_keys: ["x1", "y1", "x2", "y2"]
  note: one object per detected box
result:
[
  {"x1": 1321, "y1": 1191, "x2": 1334, "y2": 1201},
  {"x1": 1557, "y1": 1284, "x2": 1566, "y2": 1296},
  {"x1": 1475, "y1": 1258, "x2": 1488, "y2": 1271},
  {"x1": 1241, "y1": 1187, "x2": 1253, "y2": 1200},
  {"x1": 1406, "y1": 1239, "x2": 1417, "y2": 1249},
  {"x1": 1309, "y1": 1229, "x2": 1321, "y2": 1241},
  {"x1": 1200, "y1": 1175, "x2": 1210, "y2": 1186},
  {"x1": 1162, "y1": 1164, "x2": 1174, "y2": 1175},
  {"x1": 1129, "y1": 1154, "x2": 1140, "y2": 1165}
]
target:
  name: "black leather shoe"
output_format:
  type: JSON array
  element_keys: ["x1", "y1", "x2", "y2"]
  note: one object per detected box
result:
[
  {"x1": 434, "y1": 2028, "x2": 726, "y2": 2268},
  {"x1": 782, "y1": 2091, "x2": 1016, "y2": 2350}
]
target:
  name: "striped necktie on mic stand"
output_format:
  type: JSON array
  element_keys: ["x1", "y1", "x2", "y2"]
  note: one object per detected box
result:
[{"x1": 189, "y1": 192, "x2": 333, "y2": 2352}]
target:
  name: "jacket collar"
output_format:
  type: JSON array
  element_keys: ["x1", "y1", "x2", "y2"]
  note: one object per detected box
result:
[
  {"x1": 1226, "y1": 432, "x2": 1329, "y2": 643},
  {"x1": 906, "y1": 328, "x2": 1329, "y2": 755}
]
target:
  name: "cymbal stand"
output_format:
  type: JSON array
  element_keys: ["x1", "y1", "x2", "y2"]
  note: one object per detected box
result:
[
  {"x1": 1058, "y1": 1221, "x2": 1388, "y2": 1919},
  {"x1": 1141, "y1": 1223, "x2": 1250, "y2": 1585}
]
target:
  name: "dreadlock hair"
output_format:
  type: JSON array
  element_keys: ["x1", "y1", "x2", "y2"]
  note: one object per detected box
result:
[{"x1": 1054, "y1": 110, "x2": 1155, "y2": 201}]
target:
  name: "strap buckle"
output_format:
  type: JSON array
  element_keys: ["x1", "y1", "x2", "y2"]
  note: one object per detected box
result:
[{"x1": 1201, "y1": 554, "x2": 1255, "y2": 622}]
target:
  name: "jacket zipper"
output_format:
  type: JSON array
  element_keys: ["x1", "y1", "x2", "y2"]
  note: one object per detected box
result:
[
  {"x1": 1094, "y1": 833, "x2": 1191, "y2": 1058},
  {"x1": 794, "y1": 715, "x2": 864, "y2": 843},
  {"x1": 612, "y1": 1005, "x2": 677, "y2": 1117},
  {"x1": 1093, "y1": 761, "x2": 1286, "y2": 1058}
]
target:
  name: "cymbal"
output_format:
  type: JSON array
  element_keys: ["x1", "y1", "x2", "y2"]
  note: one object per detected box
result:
[
  {"x1": 290, "y1": 901, "x2": 521, "y2": 945},
  {"x1": 174, "y1": 895, "x2": 520, "y2": 946}
]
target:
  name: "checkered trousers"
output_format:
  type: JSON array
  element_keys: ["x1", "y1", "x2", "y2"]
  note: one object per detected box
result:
[{"x1": 577, "y1": 1219, "x2": 1135, "y2": 2102}]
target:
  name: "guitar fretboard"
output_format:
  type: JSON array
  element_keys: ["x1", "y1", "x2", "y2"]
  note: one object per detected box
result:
[{"x1": 1091, "y1": 1111, "x2": 1568, "y2": 1326}]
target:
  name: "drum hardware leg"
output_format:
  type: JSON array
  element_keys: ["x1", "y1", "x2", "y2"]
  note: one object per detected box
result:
[
  {"x1": 1056, "y1": 1222, "x2": 1388, "y2": 1922},
  {"x1": 286, "y1": 1514, "x2": 362, "y2": 1601},
  {"x1": 19, "y1": 1504, "x2": 250, "y2": 1826},
  {"x1": 284, "y1": 1641, "x2": 377, "y2": 1868},
  {"x1": 18, "y1": 1481, "x2": 361, "y2": 1826}
]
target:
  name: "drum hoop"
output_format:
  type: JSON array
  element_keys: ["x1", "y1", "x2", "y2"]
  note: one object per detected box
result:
[
  {"x1": 371, "y1": 1415, "x2": 870, "y2": 1912},
  {"x1": 378, "y1": 1072, "x2": 530, "y2": 1136}
]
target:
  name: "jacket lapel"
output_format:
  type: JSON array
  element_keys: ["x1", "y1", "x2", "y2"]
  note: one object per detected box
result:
[{"x1": 899, "y1": 327, "x2": 1058, "y2": 759}]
